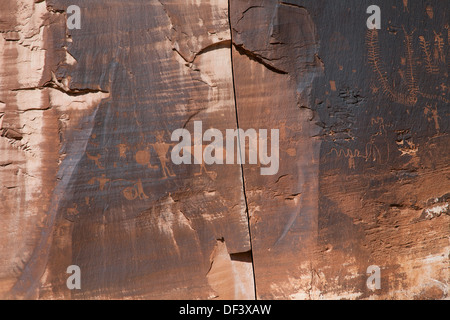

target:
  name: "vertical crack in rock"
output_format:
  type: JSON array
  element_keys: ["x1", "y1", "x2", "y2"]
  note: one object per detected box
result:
[
  {"x1": 227, "y1": 0, "x2": 257, "y2": 300},
  {"x1": 228, "y1": 0, "x2": 324, "y2": 299}
]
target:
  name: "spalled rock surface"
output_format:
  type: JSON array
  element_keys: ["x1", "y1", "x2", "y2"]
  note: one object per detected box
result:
[{"x1": 0, "y1": 0, "x2": 448, "y2": 300}]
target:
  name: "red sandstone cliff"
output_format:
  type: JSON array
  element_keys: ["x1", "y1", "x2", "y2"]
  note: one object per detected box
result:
[{"x1": 0, "y1": 0, "x2": 448, "y2": 299}]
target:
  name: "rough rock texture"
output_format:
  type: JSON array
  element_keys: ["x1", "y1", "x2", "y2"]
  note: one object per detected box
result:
[
  {"x1": 0, "y1": 0, "x2": 448, "y2": 299},
  {"x1": 232, "y1": 0, "x2": 449, "y2": 300}
]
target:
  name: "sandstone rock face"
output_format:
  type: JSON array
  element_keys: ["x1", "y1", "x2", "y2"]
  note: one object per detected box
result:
[{"x1": 0, "y1": 0, "x2": 448, "y2": 300}]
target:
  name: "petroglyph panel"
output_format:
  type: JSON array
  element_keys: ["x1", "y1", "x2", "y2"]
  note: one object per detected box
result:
[{"x1": 0, "y1": 0, "x2": 448, "y2": 300}]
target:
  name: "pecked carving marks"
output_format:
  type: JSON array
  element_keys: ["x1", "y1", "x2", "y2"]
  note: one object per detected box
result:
[
  {"x1": 366, "y1": 25, "x2": 449, "y2": 105},
  {"x1": 229, "y1": 0, "x2": 323, "y2": 298},
  {"x1": 366, "y1": 29, "x2": 418, "y2": 106}
]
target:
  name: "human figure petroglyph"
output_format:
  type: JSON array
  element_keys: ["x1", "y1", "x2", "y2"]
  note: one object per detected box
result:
[
  {"x1": 424, "y1": 104, "x2": 441, "y2": 133},
  {"x1": 151, "y1": 131, "x2": 176, "y2": 179},
  {"x1": 192, "y1": 144, "x2": 218, "y2": 180}
]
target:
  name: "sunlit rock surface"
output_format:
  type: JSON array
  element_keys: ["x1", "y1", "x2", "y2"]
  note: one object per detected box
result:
[{"x1": 0, "y1": 0, "x2": 448, "y2": 300}]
